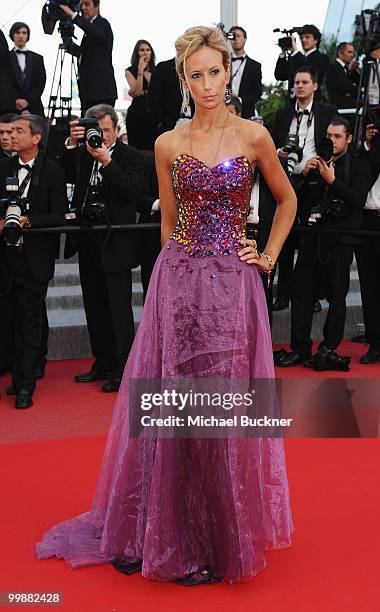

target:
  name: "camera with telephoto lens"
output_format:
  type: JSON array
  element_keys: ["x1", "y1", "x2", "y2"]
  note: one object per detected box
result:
[
  {"x1": 306, "y1": 137, "x2": 334, "y2": 226},
  {"x1": 273, "y1": 27, "x2": 303, "y2": 53},
  {"x1": 283, "y1": 133, "x2": 303, "y2": 174},
  {"x1": 77, "y1": 118, "x2": 103, "y2": 149},
  {"x1": 0, "y1": 177, "x2": 29, "y2": 247},
  {"x1": 81, "y1": 184, "x2": 107, "y2": 224}
]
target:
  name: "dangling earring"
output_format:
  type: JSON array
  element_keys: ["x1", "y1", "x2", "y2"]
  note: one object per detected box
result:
[
  {"x1": 224, "y1": 87, "x2": 232, "y2": 104},
  {"x1": 181, "y1": 86, "x2": 190, "y2": 115}
]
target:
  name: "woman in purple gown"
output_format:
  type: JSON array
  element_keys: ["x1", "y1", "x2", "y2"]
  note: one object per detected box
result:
[{"x1": 36, "y1": 26, "x2": 297, "y2": 585}]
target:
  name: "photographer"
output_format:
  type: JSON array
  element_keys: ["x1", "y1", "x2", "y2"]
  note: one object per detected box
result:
[
  {"x1": 270, "y1": 67, "x2": 337, "y2": 310},
  {"x1": 355, "y1": 122, "x2": 380, "y2": 364},
  {"x1": 0, "y1": 115, "x2": 66, "y2": 408},
  {"x1": 278, "y1": 117, "x2": 371, "y2": 369},
  {"x1": 326, "y1": 42, "x2": 360, "y2": 109},
  {"x1": 229, "y1": 26, "x2": 262, "y2": 118},
  {"x1": 64, "y1": 104, "x2": 143, "y2": 391},
  {"x1": 59, "y1": 1, "x2": 117, "y2": 113},
  {"x1": 274, "y1": 25, "x2": 329, "y2": 99}
]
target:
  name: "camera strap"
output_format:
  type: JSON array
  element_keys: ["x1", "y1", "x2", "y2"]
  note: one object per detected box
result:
[{"x1": 294, "y1": 105, "x2": 314, "y2": 151}]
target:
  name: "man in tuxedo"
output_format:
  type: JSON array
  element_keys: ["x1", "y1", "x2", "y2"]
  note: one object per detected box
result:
[
  {"x1": 0, "y1": 115, "x2": 66, "y2": 408},
  {"x1": 148, "y1": 58, "x2": 182, "y2": 134},
  {"x1": 9, "y1": 22, "x2": 46, "y2": 117},
  {"x1": 274, "y1": 24, "x2": 329, "y2": 99},
  {"x1": 59, "y1": 1, "x2": 117, "y2": 113},
  {"x1": 229, "y1": 26, "x2": 262, "y2": 118},
  {"x1": 278, "y1": 117, "x2": 371, "y2": 368},
  {"x1": 0, "y1": 28, "x2": 13, "y2": 116},
  {"x1": 326, "y1": 42, "x2": 360, "y2": 109},
  {"x1": 64, "y1": 105, "x2": 143, "y2": 391},
  {"x1": 270, "y1": 66, "x2": 337, "y2": 311},
  {"x1": 355, "y1": 123, "x2": 380, "y2": 364},
  {"x1": 136, "y1": 151, "x2": 161, "y2": 300}
]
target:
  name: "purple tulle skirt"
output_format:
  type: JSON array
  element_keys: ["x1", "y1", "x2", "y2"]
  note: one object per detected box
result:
[{"x1": 36, "y1": 241, "x2": 294, "y2": 583}]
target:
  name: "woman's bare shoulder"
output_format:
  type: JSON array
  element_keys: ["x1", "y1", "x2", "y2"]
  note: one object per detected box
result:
[{"x1": 155, "y1": 125, "x2": 188, "y2": 164}]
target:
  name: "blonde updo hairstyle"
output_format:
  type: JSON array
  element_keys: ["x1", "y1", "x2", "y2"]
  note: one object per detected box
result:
[{"x1": 175, "y1": 26, "x2": 231, "y2": 84}]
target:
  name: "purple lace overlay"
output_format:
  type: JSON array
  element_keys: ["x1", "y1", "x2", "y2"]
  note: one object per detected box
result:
[{"x1": 36, "y1": 155, "x2": 294, "y2": 583}]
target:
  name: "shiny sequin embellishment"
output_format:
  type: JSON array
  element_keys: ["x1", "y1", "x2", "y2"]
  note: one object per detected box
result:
[{"x1": 170, "y1": 155, "x2": 255, "y2": 258}]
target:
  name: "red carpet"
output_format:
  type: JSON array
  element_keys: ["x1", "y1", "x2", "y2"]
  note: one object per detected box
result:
[{"x1": 1, "y1": 350, "x2": 380, "y2": 611}]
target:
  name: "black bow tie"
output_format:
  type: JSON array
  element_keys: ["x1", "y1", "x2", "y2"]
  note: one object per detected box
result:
[
  {"x1": 295, "y1": 108, "x2": 310, "y2": 117},
  {"x1": 232, "y1": 56, "x2": 244, "y2": 62},
  {"x1": 15, "y1": 49, "x2": 26, "y2": 54},
  {"x1": 18, "y1": 163, "x2": 32, "y2": 171}
]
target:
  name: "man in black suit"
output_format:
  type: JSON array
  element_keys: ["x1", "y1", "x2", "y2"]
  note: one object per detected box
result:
[
  {"x1": 274, "y1": 24, "x2": 329, "y2": 99},
  {"x1": 148, "y1": 58, "x2": 182, "y2": 134},
  {"x1": 8, "y1": 22, "x2": 46, "y2": 117},
  {"x1": 270, "y1": 66, "x2": 337, "y2": 310},
  {"x1": 64, "y1": 105, "x2": 143, "y2": 391},
  {"x1": 0, "y1": 115, "x2": 66, "y2": 408},
  {"x1": 355, "y1": 123, "x2": 380, "y2": 364},
  {"x1": 0, "y1": 114, "x2": 18, "y2": 159},
  {"x1": 326, "y1": 42, "x2": 360, "y2": 109},
  {"x1": 136, "y1": 152, "x2": 161, "y2": 299},
  {"x1": 0, "y1": 28, "x2": 13, "y2": 116},
  {"x1": 229, "y1": 26, "x2": 262, "y2": 118},
  {"x1": 278, "y1": 117, "x2": 371, "y2": 368},
  {"x1": 59, "y1": 0, "x2": 117, "y2": 113}
]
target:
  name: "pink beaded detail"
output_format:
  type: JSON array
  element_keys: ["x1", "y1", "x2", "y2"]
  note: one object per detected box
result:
[{"x1": 170, "y1": 155, "x2": 254, "y2": 258}]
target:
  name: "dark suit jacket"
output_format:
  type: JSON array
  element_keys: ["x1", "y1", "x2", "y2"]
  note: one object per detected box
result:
[
  {"x1": 0, "y1": 155, "x2": 67, "y2": 283},
  {"x1": 235, "y1": 56, "x2": 262, "y2": 118},
  {"x1": 137, "y1": 151, "x2": 161, "y2": 265},
  {"x1": 9, "y1": 49, "x2": 46, "y2": 116},
  {"x1": 274, "y1": 50, "x2": 330, "y2": 98},
  {"x1": 270, "y1": 100, "x2": 338, "y2": 151},
  {"x1": 300, "y1": 150, "x2": 371, "y2": 245},
  {"x1": 148, "y1": 58, "x2": 182, "y2": 134},
  {"x1": 0, "y1": 29, "x2": 13, "y2": 114},
  {"x1": 63, "y1": 139, "x2": 144, "y2": 272},
  {"x1": 70, "y1": 14, "x2": 117, "y2": 104},
  {"x1": 326, "y1": 61, "x2": 360, "y2": 109}
]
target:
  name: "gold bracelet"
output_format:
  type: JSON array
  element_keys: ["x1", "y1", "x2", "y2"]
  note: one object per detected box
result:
[{"x1": 262, "y1": 252, "x2": 275, "y2": 271}]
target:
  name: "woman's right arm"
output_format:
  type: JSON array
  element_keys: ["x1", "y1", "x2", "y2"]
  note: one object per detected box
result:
[
  {"x1": 155, "y1": 134, "x2": 178, "y2": 246},
  {"x1": 125, "y1": 68, "x2": 144, "y2": 98}
]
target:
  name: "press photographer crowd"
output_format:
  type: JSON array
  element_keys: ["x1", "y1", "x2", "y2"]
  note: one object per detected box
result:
[{"x1": 2, "y1": 0, "x2": 380, "y2": 409}]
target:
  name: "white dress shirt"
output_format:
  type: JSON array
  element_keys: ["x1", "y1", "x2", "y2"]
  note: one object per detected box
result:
[
  {"x1": 13, "y1": 46, "x2": 28, "y2": 73},
  {"x1": 231, "y1": 53, "x2": 247, "y2": 100},
  {"x1": 368, "y1": 59, "x2": 380, "y2": 106},
  {"x1": 18, "y1": 157, "x2": 35, "y2": 200},
  {"x1": 288, "y1": 100, "x2": 316, "y2": 174}
]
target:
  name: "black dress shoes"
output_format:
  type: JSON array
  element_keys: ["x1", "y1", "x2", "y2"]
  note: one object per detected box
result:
[
  {"x1": 351, "y1": 334, "x2": 369, "y2": 344},
  {"x1": 272, "y1": 296, "x2": 289, "y2": 311},
  {"x1": 15, "y1": 389, "x2": 33, "y2": 409},
  {"x1": 273, "y1": 348, "x2": 289, "y2": 365},
  {"x1": 102, "y1": 378, "x2": 121, "y2": 393},
  {"x1": 75, "y1": 370, "x2": 110, "y2": 383},
  {"x1": 360, "y1": 348, "x2": 380, "y2": 364},
  {"x1": 277, "y1": 351, "x2": 310, "y2": 367}
]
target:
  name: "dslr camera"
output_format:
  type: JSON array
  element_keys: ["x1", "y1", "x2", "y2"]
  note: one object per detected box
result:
[
  {"x1": 41, "y1": 0, "x2": 79, "y2": 47},
  {"x1": 82, "y1": 184, "x2": 107, "y2": 225},
  {"x1": 0, "y1": 178, "x2": 29, "y2": 247},
  {"x1": 77, "y1": 118, "x2": 103, "y2": 149},
  {"x1": 283, "y1": 133, "x2": 303, "y2": 174},
  {"x1": 306, "y1": 138, "x2": 335, "y2": 226}
]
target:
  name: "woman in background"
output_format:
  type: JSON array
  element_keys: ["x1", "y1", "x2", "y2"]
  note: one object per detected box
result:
[{"x1": 125, "y1": 39, "x2": 157, "y2": 151}]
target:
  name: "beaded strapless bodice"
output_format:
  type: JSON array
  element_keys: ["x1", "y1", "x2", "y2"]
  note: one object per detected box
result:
[{"x1": 170, "y1": 154, "x2": 254, "y2": 257}]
